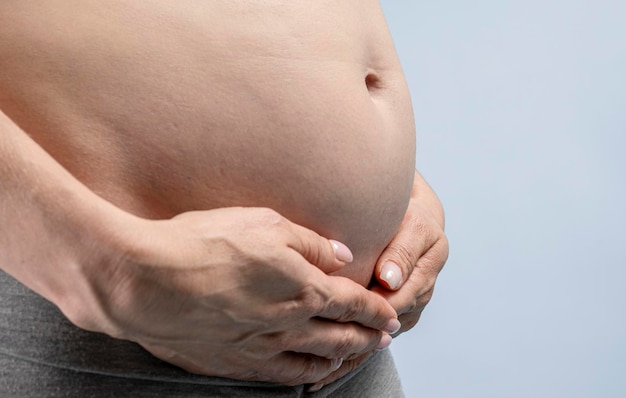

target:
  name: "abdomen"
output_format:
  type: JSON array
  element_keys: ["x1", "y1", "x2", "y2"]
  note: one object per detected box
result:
[{"x1": 0, "y1": 0, "x2": 416, "y2": 286}]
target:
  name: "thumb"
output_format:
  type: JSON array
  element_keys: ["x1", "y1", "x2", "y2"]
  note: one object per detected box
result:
[
  {"x1": 287, "y1": 222, "x2": 353, "y2": 274},
  {"x1": 375, "y1": 231, "x2": 426, "y2": 291}
]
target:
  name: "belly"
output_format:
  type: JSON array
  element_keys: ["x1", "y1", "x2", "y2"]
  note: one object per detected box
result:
[{"x1": 0, "y1": 0, "x2": 416, "y2": 286}]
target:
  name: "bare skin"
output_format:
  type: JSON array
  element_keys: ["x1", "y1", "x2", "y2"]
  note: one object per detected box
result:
[
  {"x1": 0, "y1": 0, "x2": 448, "y2": 388},
  {"x1": 312, "y1": 172, "x2": 448, "y2": 389}
]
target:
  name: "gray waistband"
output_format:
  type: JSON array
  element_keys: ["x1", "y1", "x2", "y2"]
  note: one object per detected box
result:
[{"x1": 0, "y1": 270, "x2": 279, "y2": 387}]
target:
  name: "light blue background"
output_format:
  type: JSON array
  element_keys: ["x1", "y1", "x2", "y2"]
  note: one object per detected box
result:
[{"x1": 382, "y1": 1, "x2": 626, "y2": 397}]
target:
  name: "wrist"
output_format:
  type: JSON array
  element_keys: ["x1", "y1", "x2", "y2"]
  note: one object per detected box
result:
[
  {"x1": 34, "y1": 181, "x2": 146, "y2": 336},
  {"x1": 0, "y1": 110, "x2": 146, "y2": 337}
]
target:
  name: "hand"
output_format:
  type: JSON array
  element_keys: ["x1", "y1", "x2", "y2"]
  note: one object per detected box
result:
[
  {"x1": 65, "y1": 207, "x2": 400, "y2": 386},
  {"x1": 307, "y1": 171, "x2": 448, "y2": 390},
  {"x1": 372, "y1": 171, "x2": 448, "y2": 335},
  {"x1": 0, "y1": 111, "x2": 398, "y2": 385}
]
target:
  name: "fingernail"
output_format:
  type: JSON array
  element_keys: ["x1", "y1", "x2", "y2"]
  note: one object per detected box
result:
[
  {"x1": 376, "y1": 333, "x2": 393, "y2": 351},
  {"x1": 380, "y1": 261, "x2": 402, "y2": 290},
  {"x1": 383, "y1": 318, "x2": 401, "y2": 334},
  {"x1": 331, "y1": 357, "x2": 344, "y2": 370},
  {"x1": 330, "y1": 240, "x2": 353, "y2": 263},
  {"x1": 307, "y1": 383, "x2": 324, "y2": 393}
]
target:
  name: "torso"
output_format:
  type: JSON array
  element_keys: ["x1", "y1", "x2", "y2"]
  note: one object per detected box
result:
[{"x1": 0, "y1": 0, "x2": 415, "y2": 286}]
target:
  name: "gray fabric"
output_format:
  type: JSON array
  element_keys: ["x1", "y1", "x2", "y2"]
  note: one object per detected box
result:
[{"x1": 0, "y1": 270, "x2": 404, "y2": 397}]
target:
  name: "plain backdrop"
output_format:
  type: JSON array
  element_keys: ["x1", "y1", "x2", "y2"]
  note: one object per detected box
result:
[{"x1": 382, "y1": 1, "x2": 626, "y2": 397}]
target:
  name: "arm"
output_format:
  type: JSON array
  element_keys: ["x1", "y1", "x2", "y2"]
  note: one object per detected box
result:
[
  {"x1": 0, "y1": 110, "x2": 124, "y2": 313},
  {"x1": 0, "y1": 109, "x2": 401, "y2": 385}
]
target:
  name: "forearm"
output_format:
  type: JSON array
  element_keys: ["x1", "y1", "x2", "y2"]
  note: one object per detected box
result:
[{"x1": 0, "y1": 110, "x2": 129, "y2": 321}]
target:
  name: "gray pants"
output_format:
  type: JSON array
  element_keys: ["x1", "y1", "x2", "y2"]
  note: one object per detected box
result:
[{"x1": 0, "y1": 271, "x2": 404, "y2": 397}]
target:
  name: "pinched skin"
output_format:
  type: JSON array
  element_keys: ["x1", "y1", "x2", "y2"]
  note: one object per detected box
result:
[{"x1": 0, "y1": 0, "x2": 416, "y2": 286}]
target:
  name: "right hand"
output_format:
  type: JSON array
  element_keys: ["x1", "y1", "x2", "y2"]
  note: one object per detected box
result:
[{"x1": 66, "y1": 207, "x2": 399, "y2": 386}]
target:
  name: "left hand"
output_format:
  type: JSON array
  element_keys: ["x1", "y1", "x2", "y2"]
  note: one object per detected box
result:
[
  {"x1": 307, "y1": 171, "x2": 449, "y2": 391},
  {"x1": 372, "y1": 170, "x2": 448, "y2": 335}
]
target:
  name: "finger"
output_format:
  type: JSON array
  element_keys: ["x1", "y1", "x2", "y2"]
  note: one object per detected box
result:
[
  {"x1": 145, "y1": 341, "x2": 343, "y2": 386},
  {"x1": 266, "y1": 318, "x2": 391, "y2": 360},
  {"x1": 316, "y1": 276, "x2": 400, "y2": 334},
  {"x1": 370, "y1": 268, "x2": 435, "y2": 338},
  {"x1": 306, "y1": 352, "x2": 373, "y2": 392},
  {"x1": 285, "y1": 221, "x2": 353, "y2": 274},
  {"x1": 375, "y1": 217, "x2": 434, "y2": 291},
  {"x1": 372, "y1": 267, "x2": 436, "y2": 318},
  {"x1": 269, "y1": 352, "x2": 345, "y2": 386},
  {"x1": 396, "y1": 310, "x2": 423, "y2": 336}
]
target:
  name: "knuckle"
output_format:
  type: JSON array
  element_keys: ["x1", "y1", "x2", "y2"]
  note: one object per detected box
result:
[
  {"x1": 419, "y1": 287, "x2": 435, "y2": 305},
  {"x1": 437, "y1": 235, "x2": 450, "y2": 265},
  {"x1": 255, "y1": 208, "x2": 284, "y2": 227},
  {"x1": 343, "y1": 355, "x2": 369, "y2": 374},
  {"x1": 386, "y1": 242, "x2": 417, "y2": 271},
  {"x1": 283, "y1": 357, "x2": 324, "y2": 386},
  {"x1": 403, "y1": 285, "x2": 433, "y2": 315},
  {"x1": 405, "y1": 299, "x2": 419, "y2": 315},
  {"x1": 252, "y1": 208, "x2": 292, "y2": 244},
  {"x1": 415, "y1": 219, "x2": 435, "y2": 238},
  {"x1": 332, "y1": 294, "x2": 365, "y2": 323},
  {"x1": 440, "y1": 233, "x2": 450, "y2": 251},
  {"x1": 420, "y1": 238, "x2": 449, "y2": 272},
  {"x1": 308, "y1": 238, "x2": 327, "y2": 264},
  {"x1": 405, "y1": 218, "x2": 435, "y2": 245},
  {"x1": 300, "y1": 284, "x2": 327, "y2": 315},
  {"x1": 405, "y1": 295, "x2": 422, "y2": 314},
  {"x1": 255, "y1": 206, "x2": 280, "y2": 218},
  {"x1": 330, "y1": 328, "x2": 357, "y2": 358},
  {"x1": 245, "y1": 208, "x2": 283, "y2": 233},
  {"x1": 264, "y1": 331, "x2": 293, "y2": 353}
]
